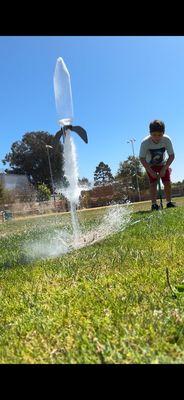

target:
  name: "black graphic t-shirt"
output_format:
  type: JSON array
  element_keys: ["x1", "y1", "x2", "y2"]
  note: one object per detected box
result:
[
  {"x1": 139, "y1": 135, "x2": 174, "y2": 166},
  {"x1": 149, "y1": 147, "x2": 165, "y2": 165}
]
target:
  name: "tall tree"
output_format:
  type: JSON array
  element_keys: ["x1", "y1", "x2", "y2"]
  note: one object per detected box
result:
[
  {"x1": 94, "y1": 162, "x2": 114, "y2": 186},
  {"x1": 115, "y1": 156, "x2": 144, "y2": 190},
  {"x1": 2, "y1": 131, "x2": 64, "y2": 189},
  {"x1": 78, "y1": 177, "x2": 91, "y2": 188}
]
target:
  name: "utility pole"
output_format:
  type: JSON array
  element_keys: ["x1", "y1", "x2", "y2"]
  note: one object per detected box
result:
[
  {"x1": 127, "y1": 138, "x2": 141, "y2": 202},
  {"x1": 45, "y1": 145, "x2": 56, "y2": 202}
]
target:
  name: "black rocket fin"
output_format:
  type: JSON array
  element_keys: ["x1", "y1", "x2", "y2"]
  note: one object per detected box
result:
[
  {"x1": 54, "y1": 128, "x2": 63, "y2": 144},
  {"x1": 69, "y1": 125, "x2": 88, "y2": 143},
  {"x1": 54, "y1": 125, "x2": 88, "y2": 144}
]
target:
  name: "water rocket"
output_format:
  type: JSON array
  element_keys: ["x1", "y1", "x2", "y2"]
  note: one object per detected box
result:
[{"x1": 53, "y1": 57, "x2": 88, "y2": 144}]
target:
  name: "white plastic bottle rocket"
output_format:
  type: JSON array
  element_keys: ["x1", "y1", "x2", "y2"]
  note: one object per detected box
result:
[{"x1": 53, "y1": 57, "x2": 88, "y2": 144}]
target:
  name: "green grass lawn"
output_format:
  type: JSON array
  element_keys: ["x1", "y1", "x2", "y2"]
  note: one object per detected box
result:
[{"x1": 0, "y1": 203, "x2": 184, "y2": 364}]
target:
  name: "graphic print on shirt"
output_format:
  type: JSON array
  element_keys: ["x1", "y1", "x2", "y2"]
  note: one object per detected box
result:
[{"x1": 149, "y1": 147, "x2": 165, "y2": 165}]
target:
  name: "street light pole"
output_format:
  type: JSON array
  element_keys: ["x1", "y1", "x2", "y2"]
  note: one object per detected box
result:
[
  {"x1": 45, "y1": 145, "x2": 56, "y2": 202},
  {"x1": 127, "y1": 138, "x2": 141, "y2": 202}
]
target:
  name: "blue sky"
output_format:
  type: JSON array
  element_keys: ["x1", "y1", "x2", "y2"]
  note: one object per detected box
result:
[{"x1": 0, "y1": 36, "x2": 184, "y2": 183}]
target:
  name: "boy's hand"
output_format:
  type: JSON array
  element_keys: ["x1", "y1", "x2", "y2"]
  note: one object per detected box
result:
[{"x1": 147, "y1": 169, "x2": 158, "y2": 179}]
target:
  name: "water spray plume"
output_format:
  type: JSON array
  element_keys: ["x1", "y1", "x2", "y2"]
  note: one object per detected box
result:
[
  {"x1": 53, "y1": 56, "x2": 88, "y2": 243},
  {"x1": 61, "y1": 133, "x2": 81, "y2": 241},
  {"x1": 24, "y1": 56, "x2": 132, "y2": 261},
  {"x1": 24, "y1": 204, "x2": 132, "y2": 261}
]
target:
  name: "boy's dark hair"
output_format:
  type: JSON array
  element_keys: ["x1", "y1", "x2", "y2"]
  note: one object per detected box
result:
[{"x1": 149, "y1": 120, "x2": 165, "y2": 133}]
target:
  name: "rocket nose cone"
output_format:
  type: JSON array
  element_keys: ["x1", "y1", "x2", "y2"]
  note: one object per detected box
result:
[{"x1": 57, "y1": 57, "x2": 64, "y2": 65}]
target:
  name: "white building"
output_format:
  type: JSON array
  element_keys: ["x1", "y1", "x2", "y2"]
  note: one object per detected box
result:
[{"x1": 0, "y1": 173, "x2": 30, "y2": 190}]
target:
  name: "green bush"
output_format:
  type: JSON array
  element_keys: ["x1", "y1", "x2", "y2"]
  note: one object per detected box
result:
[{"x1": 36, "y1": 183, "x2": 51, "y2": 202}]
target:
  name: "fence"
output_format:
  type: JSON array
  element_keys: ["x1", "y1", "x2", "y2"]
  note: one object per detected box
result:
[
  {"x1": 1, "y1": 183, "x2": 184, "y2": 221},
  {"x1": 0, "y1": 199, "x2": 68, "y2": 221}
]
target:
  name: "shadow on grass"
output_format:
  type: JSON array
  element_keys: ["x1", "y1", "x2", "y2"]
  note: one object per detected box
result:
[
  {"x1": 0, "y1": 253, "x2": 35, "y2": 269},
  {"x1": 133, "y1": 210, "x2": 152, "y2": 217}
]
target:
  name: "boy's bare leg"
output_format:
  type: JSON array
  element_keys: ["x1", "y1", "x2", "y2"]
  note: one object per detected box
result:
[
  {"x1": 150, "y1": 182, "x2": 158, "y2": 204},
  {"x1": 163, "y1": 181, "x2": 172, "y2": 203}
]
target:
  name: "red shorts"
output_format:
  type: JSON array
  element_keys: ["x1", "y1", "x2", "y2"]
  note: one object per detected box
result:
[{"x1": 147, "y1": 165, "x2": 171, "y2": 183}]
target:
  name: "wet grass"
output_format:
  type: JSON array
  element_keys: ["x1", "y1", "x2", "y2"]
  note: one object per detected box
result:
[{"x1": 0, "y1": 205, "x2": 183, "y2": 363}]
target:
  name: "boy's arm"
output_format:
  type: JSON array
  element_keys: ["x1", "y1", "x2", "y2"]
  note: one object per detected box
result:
[
  {"x1": 165, "y1": 137, "x2": 175, "y2": 168},
  {"x1": 140, "y1": 158, "x2": 154, "y2": 173},
  {"x1": 165, "y1": 153, "x2": 175, "y2": 169},
  {"x1": 160, "y1": 153, "x2": 175, "y2": 177},
  {"x1": 139, "y1": 142, "x2": 153, "y2": 173},
  {"x1": 140, "y1": 158, "x2": 157, "y2": 178},
  {"x1": 139, "y1": 141, "x2": 157, "y2": 178}
]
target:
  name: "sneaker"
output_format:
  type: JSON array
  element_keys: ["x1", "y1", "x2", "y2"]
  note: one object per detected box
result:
[
  {"x1": 151, "y1": 203, "x2": 159, "y2": 211},
  {"x1": 166, "y1": 202, "x2": 176, "y2": 208}
]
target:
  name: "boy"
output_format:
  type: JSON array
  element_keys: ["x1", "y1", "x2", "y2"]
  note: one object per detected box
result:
[{"x1": 139, "y1": 120, "x2": 175, "y2": 211}]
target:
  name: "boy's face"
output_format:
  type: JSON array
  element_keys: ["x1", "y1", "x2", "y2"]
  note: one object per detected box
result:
[{"x1": 150, "y1": 131, "x2": 164, "y2": 143}]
